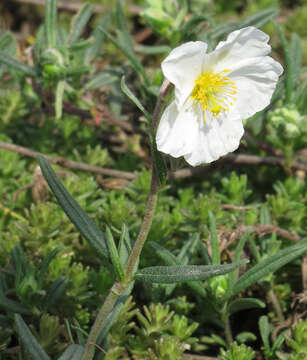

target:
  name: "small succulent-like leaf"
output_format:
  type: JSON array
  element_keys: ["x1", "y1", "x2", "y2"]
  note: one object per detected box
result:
[
  {"x1": 227, "y1": 239, "x2": 307, "y2": 299},
  {"x1": 38, "y1": 156, "x2": 109, "y2": 261},
  {"x1": 136, "y1": 261, "x2": 247, "y2": 284},
  {"x1": 15, "y1": 314, "x2": 50, "y2": 360}
]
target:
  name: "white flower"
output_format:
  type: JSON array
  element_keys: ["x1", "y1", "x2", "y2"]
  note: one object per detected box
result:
[{"x1": 156, "y1": 26, "x2": 283, "y2": 166}]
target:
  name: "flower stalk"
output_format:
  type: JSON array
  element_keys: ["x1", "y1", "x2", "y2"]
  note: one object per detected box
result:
[{"x1": 81, "y1": 79, "x2": 171, "y2": 360}]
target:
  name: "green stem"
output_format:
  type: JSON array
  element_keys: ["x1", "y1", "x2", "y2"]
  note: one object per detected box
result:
[
  {"x1": 224, "y1": 315, "x2": 233, "y2": 346},
  {"x1": 125, "y1": 167, "x2": 158, "y2": 279},
  {"x1": 81, "y1": 281, "x2": 123, "y2": 360},
  {"x1": 81, "y1": 79, "x2": 171, "y2": 360}
]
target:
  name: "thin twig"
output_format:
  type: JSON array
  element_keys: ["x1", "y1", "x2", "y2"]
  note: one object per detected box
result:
[
  {"x1": 268, "y1": 289, "x2": 285, "y2": 322},
  {"x1": 172, "y1": 154, "x2": 307, "y2": 179},
  {"x1": 0, "y1": 141, "x2": 136, "y2": 180},
  {"x1": 9, "y1": 0, "x2": 141, "y2": 14},
  {"x1": 222, "y1": 224, "x2": 301, "y2": 248},
  {"x1": 183, "y1": 355, "x2": 217, "y2": 360}
]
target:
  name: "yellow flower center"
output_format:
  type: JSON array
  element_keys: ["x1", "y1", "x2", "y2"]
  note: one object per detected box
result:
[{"x1": 191, "y1": 69, "x2": 237, "y2": 121}]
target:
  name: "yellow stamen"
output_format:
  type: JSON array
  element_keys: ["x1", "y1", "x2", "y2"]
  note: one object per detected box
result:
[{"x1": 191, "y1": 69, "x2": 237, "y2": 121}]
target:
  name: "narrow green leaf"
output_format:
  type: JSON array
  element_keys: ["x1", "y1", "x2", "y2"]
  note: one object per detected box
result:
[
  {"x1": 199, "y1": 243, "x2": 211, "y2": 265},
  {"x1": 178, "y1": 233, "x2": 200, "y2": 263},
  {"x1": 296, "y1": 82, "x2": 307, "y2": 113},
  {"x1": 106, "y1": 227, "x2": 125, "y2": 281},
  {"x1": 136, "y1": 261, "x2": 247, "y2": 284},
  {"x1": 121, "y1": 76, "x2": 151, "y2": 120},
  {"x1": 260, "y1": 205, "x2": 271, "y2": 225},
  {"x1": 228, "y1": 298, "x2": 265, "y2": 316},
  {"x1": 38, "y1": 156, "x2": 109, "y2": 261},
  {"x1": 240, "y1": 7, "x2": 278, "y2": 28},
  {"x1": 259, "y1": 315, "x2": 271, "y2": 352},
  {"x1": 14, "y1": 314, "x2": 50, "y2": 360},
  {"x1": 0, "y1": 295, "x2": 30, "y2": 315},
  {"x1": 99, "y1": 27, "x2": 149, "y2": 85},
  {"x1": 84, "y1": 72, "x2": 118, "y2": 91},
  {"x1": 149, "y1": 241, "x2": 207, "y2": 297},
  {"x1": 149, "y1": 242, "x2": 178, "y2": 266},
  {"x1": 67, "y1": 4, "x2": 93, "y2": 45},
  {"x1": 38, "y1": 248, "x2": 61, "y2": 288},
  {"x1": 116, "y1": 0, "x2": 134, "y2": 53},
  {"x1": 228, "y1": 239, "x2": 307, "y2": 299},
  {"x1": 274, "y1": 21, "x2": 293, "y2": 104},
  {"x1": 228, "y1": 230, "x2": 252, "y2": 288},
  {"x1": 118, "y1": 224, "x2": 132, "y2": 267},
  {"x1": 147, "y1": 130, "x2": 167, "y2": 186},
  {"x1": 85, "y1": 13, "x2": 111, "y2": 62},
  {"x1": 135, "y1": 44, "x2": 171, "y2": 55},
  {"x1": 208, "y1": 212, "x2": 220, "y2": 265},
  {"x1": 44, "y1": 277, "x2": 67, "y2": 310},
  {"x1": 68, "y1": 39, "x2": 92, "y2": 51},
  {"x1": 97, "y1": 282, "x2": 134, "y2": 344},
  {"x1": 45, "y1": 0, "x2": 58, "y2": 48},
  {"x1": 55, "y1": 80, "x2": 65, "y2": 120},
  {"x1": 0, "y1": 51, "x2": 38, "y2": 76},
  {"x1": 58, "y1": 344, "x2": 84, "y2": 360},
  {"x1": 289, "y1": 33, "x2": 302, "y2": 86},
  {"x1": 180, "y1": 14, "x2": 216, "y2": 34}
]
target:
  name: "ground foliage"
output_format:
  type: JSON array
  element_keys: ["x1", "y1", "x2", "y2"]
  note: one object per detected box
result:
[{"x1": 0, "y1": 0, "x2": 306, "y2": 359}]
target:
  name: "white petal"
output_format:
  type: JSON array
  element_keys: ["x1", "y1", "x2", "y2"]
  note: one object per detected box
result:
[
  {"x1": 162, "y1": 41, "x2": 208, "y2": 109},
  {"x1": 205, "y1": 27, "x2": 273, "y2": 73},
  {"x1": 156, "y1": 101, "x2": 201, "y2": 158},
  {"x1": 184, "y1": 110, "x2": 244, "y2": 166},
  {"x1": 228, "y1": 56, "x2": 283, "y2": 120}
]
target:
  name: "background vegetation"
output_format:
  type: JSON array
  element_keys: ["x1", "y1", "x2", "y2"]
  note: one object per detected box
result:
[{"x1": 0, "y1": 0, "x2": 306, "y2": 359}]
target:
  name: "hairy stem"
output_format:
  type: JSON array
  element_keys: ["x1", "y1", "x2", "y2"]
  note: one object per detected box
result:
[
  {"x1": 81, "y1": 79, "x2": 170, "y2": 360},
  {"x1": 224, "y1": 315, "x2": 233, "y2": 345},
  {"x1": 81, "y1": 281, "x2": 123, "y2": 360}
]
